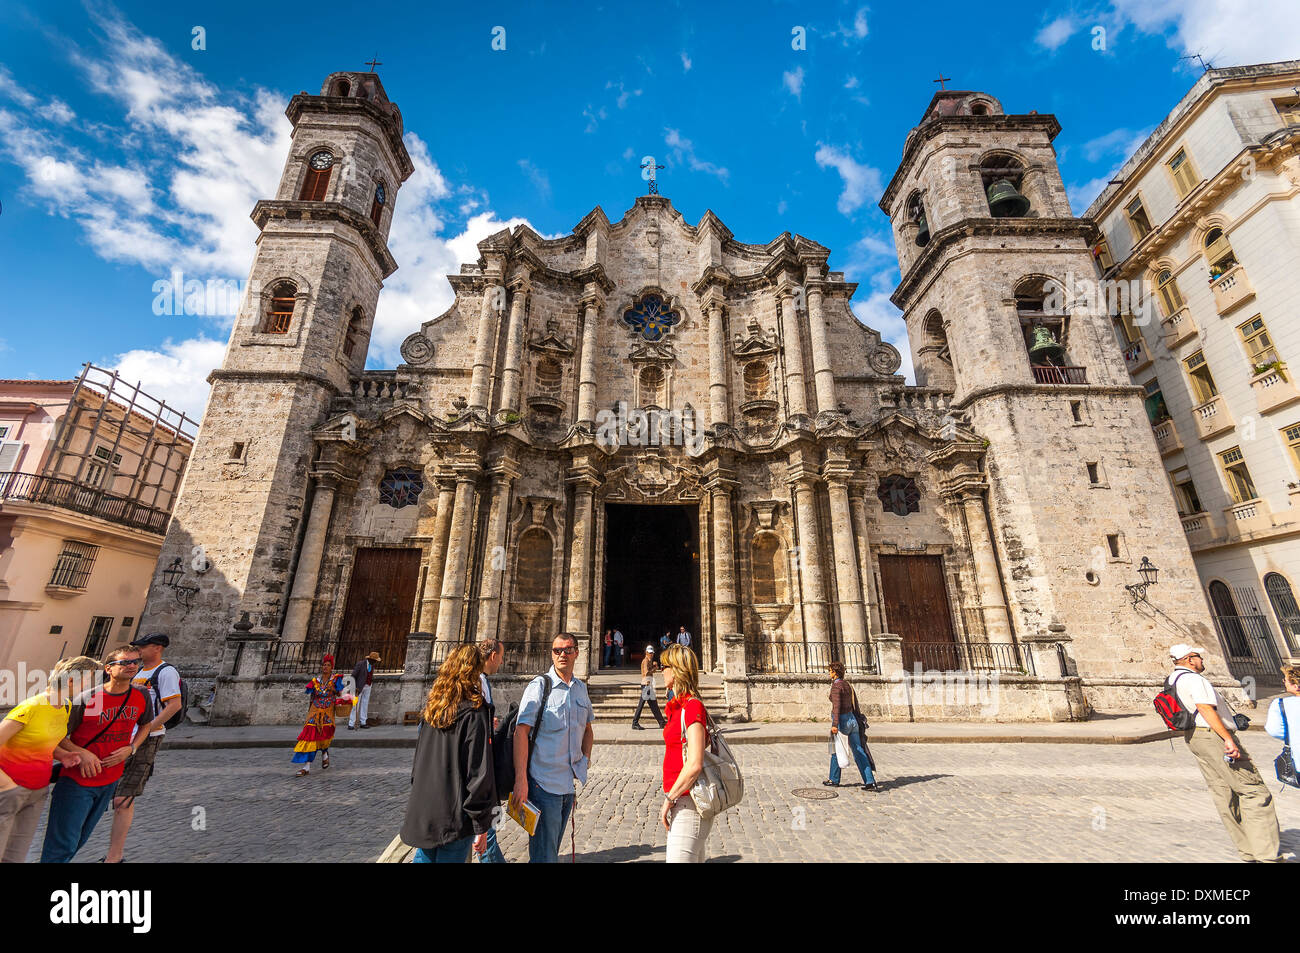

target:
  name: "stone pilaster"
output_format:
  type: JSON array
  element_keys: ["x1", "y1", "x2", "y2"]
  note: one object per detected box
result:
[
  {"x1": 418, "y1": 474, "x2": 457, "y2": 632},
  {"x1": 777, "y1": 285, "x2": 808, "y2": 417},
  {"x1": 705, "y1": 467, "x2": 739, "y2": 646},
  {"x1": 434, "y1": 462, "x2": 480, "y2": 644},
  {"x1": 576, "y1": 291, "x2": 602, "y2": 427},
  {"x1": 467, "y1": 266, "x2": 504, "y2": 412},
  {"x1": 824, "y1": 457, "x2": 867, "y2": 656},
  {"x1": 475, "y1": 456, "x2": 520, "y2": 641},
  {"x1": 280, "y1": 472, "x2": 341, "y2": 643},
  {"x1": 875, "y1": 632, "x2": 903, "y2": 677},
  {"x1": 496, "y1": 278, "x2": 529, "y2": 414},
  {"x1": 957, "y1": 486, "x2": 1014, "y2": 643},
  {"x1": 805, "y1": 280, "x2": 837, "y2": 416},
  {"x1": 848, "y1": 482, "x2": 881, "y2": 635},
  {"x1": 704, "y1": 291, "x2": 730, "y2": 429},
  {"x1": 563, "y1": 463, "x2": 600, "y2": 639},
  {"x1": 788, "y1": 456, "x2": 829, "y2": 640}
]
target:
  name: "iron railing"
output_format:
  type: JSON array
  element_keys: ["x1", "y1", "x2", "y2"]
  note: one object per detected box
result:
[
  {"x1": 0, "y1": 471, "x2": 172, "y2": 535},
  {"x1": 745, "y1": 640, "x2": 877, "y2": 675},
  {"x1": 902, "y1": 641, "x2": 1033, "y2": 675},
  {"x1": 265, "y1": 639, "x2": 406, "y2": 677},
  {"x1": 1031, "y1": 365, "x2": 1088, "y2": 385},
  {"x1": 497, "y1": 641, "x2": 557, "y2": 677},
  {"x1": 1212, "y1": 614, "x2": 1283, "y2": 680}
]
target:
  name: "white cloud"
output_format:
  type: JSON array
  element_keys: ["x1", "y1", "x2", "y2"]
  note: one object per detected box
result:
[
  {"x1": 664, "y1": 128, "x2": 730, "y2": 184},
  {"x1": 777, "y1": 199, "x2": 787, "y2": 215},
  {"x1": 851, "y1": 286, "x2": 914, "y2": 385},
  {"x1": 844, "y1": 76, "x2": 860, "y2": 90},
  {"x1": 1108, "y1": 0, "x2": 1300, "y2": 66},
  {"x1": 109, "y1": 336, "x2": 228, "y2": 420},
  {"x1": 1035, "y1": 16, "x2": 1079, "y2": 51},
  {"x1": 814, "y1": 143, "x2": 882, "y2": 215},
  {"x1": 1082, "y1": 126, "x2": 1152, "y2": 162},
  {"x1": 1067, "y1": 175, "x2": 1114, "y2": 215},
  {"x1": 41, "y1": 99, "x2": 75, "y2": 124},
  {"x1": 582, "y1": 104, "x2": 607, "y2": 133},
  {"x1": 833, "y1": 8, "x2": 870, "y2": 44},
  {"x1": 851, "y1": 8, "x2": 869, "y2": 39},
  {"x1": 606, "y1": 80, "x2": 642, "y2": 109},
  {"x1": 517, "y1": 158, "x2": 552, "y2": 201},
  {"x1": 783, "y1": 66, "x2": 805, "y2": 100},
  {"x1": 680, "y1": 51, "x2": 692, "y2": 72}
]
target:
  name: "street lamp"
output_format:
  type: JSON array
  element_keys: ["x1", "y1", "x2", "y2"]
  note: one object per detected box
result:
[
  {"x1": 1125, "y1": 556, "x2": 1159, "y2": 606},
  {"x1": 161, "y1": 556, "x2": 201, "y2": 609}
]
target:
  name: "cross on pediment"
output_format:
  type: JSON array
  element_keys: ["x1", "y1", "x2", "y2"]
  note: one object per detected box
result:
[{"x1": 933, "y1": 74, "x2": 952, "y2": 90}]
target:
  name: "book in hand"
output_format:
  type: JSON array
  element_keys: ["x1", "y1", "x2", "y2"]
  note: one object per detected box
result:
[{"x1": 506, "y1": 795, "x2": 541, "y2": 836}]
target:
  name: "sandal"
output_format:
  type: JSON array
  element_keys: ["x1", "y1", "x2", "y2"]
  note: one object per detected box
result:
[
  {"x1": 321, "y1": 756, "x2": 330, "y2": 770},
  {"x1": 294, "y1": 768, "x2": 309, "y2": 778}
]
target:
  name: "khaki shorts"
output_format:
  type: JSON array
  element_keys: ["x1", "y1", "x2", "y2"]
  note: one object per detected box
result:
[{"x1": 115, "y1": 735, "x2": 164, "y2": 801}]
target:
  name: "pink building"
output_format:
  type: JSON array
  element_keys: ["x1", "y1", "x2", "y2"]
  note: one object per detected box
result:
[{"x1": 0, "y1": 365, "x2": 196, "y2": 685}]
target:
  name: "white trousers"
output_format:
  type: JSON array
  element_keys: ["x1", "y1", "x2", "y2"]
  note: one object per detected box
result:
[
  {"x1": 666, "y1": 797, "x2": 712, "y2": 863},
  {"x1": 349, "y1": 684, "x2": 372, "y2": 726}
]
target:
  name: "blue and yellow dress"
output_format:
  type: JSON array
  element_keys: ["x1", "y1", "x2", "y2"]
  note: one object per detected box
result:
[{"x1": 292, "y1": 674, "x2": 345, "y2": 764}]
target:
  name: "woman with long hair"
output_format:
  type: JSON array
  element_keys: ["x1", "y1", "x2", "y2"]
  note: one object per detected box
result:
[
  {"x1": 401, "y1": 644, "x2": 497, "y2": 863},
  {"x1": 657, "y1": 643, "x2": 711, "y2": 863}
]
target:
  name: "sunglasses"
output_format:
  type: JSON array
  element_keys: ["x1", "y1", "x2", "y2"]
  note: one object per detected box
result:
[
  {"x1": 107, "y1": 659, "x2": 141, "y2": 668},
  {"x1": 552, "y1": 647, "x2": 578, "y2": 656}
]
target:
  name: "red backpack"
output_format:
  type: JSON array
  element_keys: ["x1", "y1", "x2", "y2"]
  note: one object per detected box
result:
[{"x1": 1153, "y1": 672, "x2": 1196, "y2": 731}]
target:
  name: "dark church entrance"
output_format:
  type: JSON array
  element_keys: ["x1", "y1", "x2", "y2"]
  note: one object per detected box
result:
[{"x1": 602, "y1": 504, "x2": 700, "y2": 666}]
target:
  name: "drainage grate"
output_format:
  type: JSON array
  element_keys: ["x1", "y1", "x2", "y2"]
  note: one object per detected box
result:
[{"x1": 791, "y1": 787, "x2": 838, "y2": 800}]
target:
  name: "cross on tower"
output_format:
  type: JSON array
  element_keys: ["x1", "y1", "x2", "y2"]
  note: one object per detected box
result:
[
  {"x1": 933, "y1": 73, "x2": 952, "y2": 90},
  {"x1": 643, "y1": 157, "x2": 665, "y2": 195},
  {"x1": 365, "y1": 55, "x2": 382, "y2": 72}
]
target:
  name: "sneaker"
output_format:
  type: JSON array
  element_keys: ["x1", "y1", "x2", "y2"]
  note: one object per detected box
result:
[
  {"x1": 822, "y1": 780, "x2": 840, "y2": 787},
  {"x1": 862, "y1": 783, "x2": 879, "y2": 792}
]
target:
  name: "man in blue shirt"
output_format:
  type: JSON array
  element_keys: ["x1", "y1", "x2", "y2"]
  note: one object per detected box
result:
[{"x1": 512, "y1": 633, "x2": 594, "y2": 863}]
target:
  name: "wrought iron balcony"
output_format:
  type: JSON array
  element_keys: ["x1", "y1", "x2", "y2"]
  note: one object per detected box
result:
[
  {"x1": 1031, "y1": 365, "x2": 1087, "y2": 385},
  {"x1": 0, "y1": 471, "x2": 171, "y2": 535}
]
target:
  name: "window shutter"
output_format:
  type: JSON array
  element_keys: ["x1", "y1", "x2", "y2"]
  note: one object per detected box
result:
[{"x1": 0, "y1": 441, "x2": 23, "y2": 472}]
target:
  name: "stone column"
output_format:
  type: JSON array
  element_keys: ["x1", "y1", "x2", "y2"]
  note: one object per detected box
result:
[
  {"x1": 778, "y1": 287, "x2": 808, "y2": 417},
  {"x1": 281, "y1": 475, "x2": 338, "y2": 643},
  {"x1": 721, "y1": 632, "x2": 750, "y2": 722},
  {"x1": 875, "y1": 632, "x2": 904, "y2": 677},
  {"x1": 848, "y1": 486, "x2": 881, "y2": 634},
  {"x1": 959, "y1": 488, "x2": 1014, "y2": 643},
  {"x1": 707, "y1": 474, "x2": 739, "y2": 649},
  {"x1": 467, "y1": 272, "x2": 503, "y2": 412},
  {"x1": 496, "y1": 281, "x2": 528, "y2": 414},
  {"x1": 824, "y1": 462, "x2": 868, "y2": 664},
  {"x1": 475, "y1": 459, "x2": 519, "y2": 641},
  {"x1": 563, "y1": 466, "x2": 599, "y2": 640},
  {"x1": 434, "y1": 465, "x2": 479, "y2": 644},
  {"x1": 418, "y1": 475, "x2": 457, "y2": 632},
  {"x1": 576, "y1": 294, "x2": 600, "y2": 427},
  {"x1": 789, "y1": 464, "x2": 830, "y2": 641},
  {"x1": 706, "y1": 297, "x2": 730, "y2": 429},
  {"x1": 805, "y1": 281, "x2": 837, "y2": 416}
]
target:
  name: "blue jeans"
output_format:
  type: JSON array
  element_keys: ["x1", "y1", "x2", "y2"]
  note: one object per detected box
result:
[
  {"x1": 603, "y1": 645, "x2": 613, "y2": 666},
  {"x1": 413, "y1": 834, "x2": 473, "y2": 863},
  {"x1": 478, "y1": 826, "x2": 506, "y2": 863},
  {"x1": 527, "y1": 778, "x2": 574, "y2": 863},
  {"x1": 40, "y1": 777, "x2": 119, "y2": 863},
  {"x1": 829, "y1": 714, "x2": 876, "y2": 786}
]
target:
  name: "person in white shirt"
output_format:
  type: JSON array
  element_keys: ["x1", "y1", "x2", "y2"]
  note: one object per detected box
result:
[
  {"x1": 1167, "y1": 643, "x2": 1280, "y2": 862},
  {"x1": 612, "y1": 629, "x2": 624, "y2": 667},
  {"x1": 676, "y1": 627, "x2": 691, "y2": 648},
  {"x1": 1265, "y1": 663, "x2": 1300, "y2": 747}
]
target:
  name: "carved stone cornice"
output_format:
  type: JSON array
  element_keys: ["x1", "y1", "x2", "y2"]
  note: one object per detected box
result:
[
  {"x1": 691, "y1": 265, "x2": 733, "y2": 299},
  {"x1": 286, "y1": 94, "x2": 414, "y2": 179},
  {"x1": 251, "y1": 200, "x2": 399, "y2": 278}
]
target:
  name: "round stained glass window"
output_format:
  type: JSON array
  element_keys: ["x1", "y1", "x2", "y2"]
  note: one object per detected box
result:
[
  {"x1": 622, "y1": 293, "x2": 680, "y2": 342},
  {"x1": 379, "y1": 467, "x2": 423, "y2": 509}
]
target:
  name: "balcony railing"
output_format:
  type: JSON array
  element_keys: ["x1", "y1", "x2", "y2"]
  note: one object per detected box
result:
[
  {"x1": 1250, "y1": 363, "x2": 1300, "y2": 414},
  {"x1": 1123, "y1": 338, "x2": 1152, "y2": 373},
  {"x1": 1152, "y1": 418, "x2": 1184, "y2": 456},
  {"x1": 1161, "y1": 307, "x2": 1197, "y2": 350},
  {"x1": 0, "y1": 471, "x2": 172, "y2": 535},
  {"x1": 1211, "y1": 265, "x2": 1255, "y2": 315},
  {"x1": 1031, "y1": 365, "x2": 1087, "y2": 385},
  {"x1": 745, "y1": 639, "x2": 876, "y2": 675},
  {"x1": 1192, "y1": 395, "x2": 1234, "y2": 440}
]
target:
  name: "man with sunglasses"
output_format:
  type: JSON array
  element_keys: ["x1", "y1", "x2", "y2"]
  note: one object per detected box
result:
[
  {"x1": 512, "y1": 634, "x2": 594, "y2": 862},
  {"x1": 40, "y1": 646, "x2": 153, "y2": 862},
  {"x1": 1168, "y1": 643, "x2": 1280, "y2": 862}
]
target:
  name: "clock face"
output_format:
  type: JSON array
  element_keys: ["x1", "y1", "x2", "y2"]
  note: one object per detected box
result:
[
  {"x1": 374, "y1": 183, "x2": 386, "y2": 204},
  {"x1": 309, "y1": 151, "x2": 334, "y2": 171}
]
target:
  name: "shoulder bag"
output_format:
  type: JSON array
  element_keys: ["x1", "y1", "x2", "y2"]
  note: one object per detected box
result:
[
  {"x1": 679, "y1": 698, "x2": 743, "y2": 819},
  {"x1": 1275, "y1": 698, "x2": 1299, "y2": 789}
]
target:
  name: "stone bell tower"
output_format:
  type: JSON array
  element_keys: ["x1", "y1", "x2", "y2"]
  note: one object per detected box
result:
[
  {"x1": 879, "y1": 90, "x2": 1220, "y2": 707},
  {"x1": 141, "y1": 71, "x2": 414, "y2": 673}
]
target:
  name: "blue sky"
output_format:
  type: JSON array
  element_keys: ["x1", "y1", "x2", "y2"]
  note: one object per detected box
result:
[{"x1": 1, "y1": 0, "x2": 1296, "y2": 417}]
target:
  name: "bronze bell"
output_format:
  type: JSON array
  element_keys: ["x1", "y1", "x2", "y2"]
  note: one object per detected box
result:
[
  {"x1": 1027, "y1": 323, "x2": 1065, "y2": 364},
  {"x1": 987, "y1": 178, "x2": 1031, "y2": 217},
  {"x1": 915, "y1": 210, "x2": 930, "y2": 247}
]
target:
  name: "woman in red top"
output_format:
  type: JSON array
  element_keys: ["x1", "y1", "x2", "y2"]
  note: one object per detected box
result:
[{"x1": 658, "y1": 643, "x2": 711, "y2": 863}]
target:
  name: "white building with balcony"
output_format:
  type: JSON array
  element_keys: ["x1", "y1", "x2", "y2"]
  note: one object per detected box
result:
[{"x1": 1087, "y1": 61, "x2": 1300, "y2": 684}]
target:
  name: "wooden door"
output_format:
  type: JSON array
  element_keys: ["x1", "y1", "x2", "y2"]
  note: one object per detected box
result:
[
  {"x1": 878, "y1": 554, "x2": 957, "y2": 669},
  {"x1": 338, "y1": 547, "x2": 422, "y2": 670}
]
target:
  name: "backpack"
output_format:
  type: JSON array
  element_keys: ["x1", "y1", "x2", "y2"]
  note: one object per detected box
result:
[
  {"x1": 1153, "y1": 671, "x2": 1196, "y2": 731},
  {"x1": 491, "y1": 673, "x2": 552, "y2": 802},
  {"x1": 147, "y1": 663, "x2": 188, "y2": 730}
]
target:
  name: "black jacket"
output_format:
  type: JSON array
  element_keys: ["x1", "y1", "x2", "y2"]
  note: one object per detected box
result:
[
  {"x1": 352, "y1": 659, "x2": 371, "y2": 688},
  {"x1": 400, "y1": 699, "x2": 497, "y2": 849}
]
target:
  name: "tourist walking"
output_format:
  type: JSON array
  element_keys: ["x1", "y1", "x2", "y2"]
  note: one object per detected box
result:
[
  {"x1": 400, "y1": 644, "x2": 496, "y2": 863},
  {"x1": 823, "y1": 661, "x2": 878, "y2": 791},
  {"x1": 349, "y1": 651, "x2": 380, "y2": 729},
  {"x1": 1265, "y1": 663, "x2": 1300, "y2": 754},
  {"x1": 476, "y1": 638, "x2": 507, "y2": 864},
  {"x1": 1166, "y1": 644, "x2": 1280, "y2": 862},
  {"x1": 105, "y1": 632, "x2": 185, "y2": 863},
  {"x1": 292, "y1": 655, "x2": 347, "y2": 777},
  {"x1": 511, "y1": 633, "x2": 594, "y2": 863},
  {"x1": 660, "y1": 632, "x2": 671, "y2": 656},
  {"x1": 40, "y1": 647, "x2": 153, "y2": 863},
  {"x1": 632, "y1": 645, "x2": 666, "y2": 730},
  {"x1": 612, "y1": 628, "x2": 625, "y2": 667},
  {"x1": 0, "y1": 655, "x2": 100, "y2": 863},
  {"x1": 658, "y1": 643, "x2": 712, "y2": 862},
  {"x1": 603, "y1": 630, "x2": 614, "y2": 668}
]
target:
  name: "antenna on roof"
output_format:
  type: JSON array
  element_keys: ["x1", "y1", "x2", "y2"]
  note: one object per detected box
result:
[{"x1": 1180, "y1": 52, "x2": 1213, "y2": 72}]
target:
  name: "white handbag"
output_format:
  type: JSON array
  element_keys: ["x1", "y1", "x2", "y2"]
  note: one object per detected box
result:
[
  {"x1": 680, "y1": 703, "x2": 744, "y2": 818},
  {"x1": 834, "y1": 730, "x2": 853, "y2": 770}
]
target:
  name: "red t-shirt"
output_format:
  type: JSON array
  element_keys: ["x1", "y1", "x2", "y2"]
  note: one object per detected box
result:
[
  {"x1": 662, "y1": 695, "x2": 707, "y2": 794},
  {"x1": 65, "y1": 686, "x2": 152, "y2": 787}
]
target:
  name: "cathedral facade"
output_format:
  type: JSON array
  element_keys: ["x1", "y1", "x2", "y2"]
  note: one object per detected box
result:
[{"x1": 140, "y1": 72, "x2": 1229, "y2": 724}]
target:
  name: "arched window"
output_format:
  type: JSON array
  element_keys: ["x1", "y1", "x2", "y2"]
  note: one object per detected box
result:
[
  {"x1": 877, "y1": 474, "x2": 921, "y2": 516},
  {"x1": 378, "y1": 467, "x2": 423, "y2": 509},
  {"x1": 1016, "y1": 277, "x2": 1071, "y2": 377},
  {"x1": 1265, "y1": 573, "x2": 1300, "y2": 654},
  {"x1": 299, "y1": 150, "x2": 334, "y2": 201},
  {"x1": 906, "y1": 192, "x2": 929, "y2": 247},
  {"x1": 980, "y1": 154, "x2": 1030, "y2": 217},
  {"x1": 265, "y1": 281, "x2": 296, "y2": 333},
  {"x1": 639, "y1": 366, "x2": 666, "y2": 408},
  {"x1": 334, "y1": 79, "x2": 351, "y2": 97},
  {"x1": 743, "y1": 362, "x2": 770, "y2": 401},
  {"x1": 342, "y1": 307, "x2": 363, "y2": 358},
  {"x1": 1207, "y1": 581, "x2": 1250, "y2": 657},
  {"x1": 370, "y1": 181, "x2": 386, "y2": 227},
  {"x1": 751, "y1": 533, "x2": 788, "y2": 605},
  {"x1": 1203, "y1": 227, "x2": 1237, "y2": 278},
  {"x1": 514, "y1": 528, "x2": 553, "y2": 602},
  {"x1": 922, "y1": 310, "x2": 951, "y2": 364},
  {"x1": 1156, "y1": 268, "x2": 1184, "y2": 317}
]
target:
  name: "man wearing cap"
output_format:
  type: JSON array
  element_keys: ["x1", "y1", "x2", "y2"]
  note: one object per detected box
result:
[
  {"x1": 105, "y1": 632, "x2": 183, "y2": 863},
  {"x1": 1167, "y1": 643, "x2": 1281, "y2": 862},
  {"x1": 349, "y1": 651, "x2": 381, "y2": 729}
]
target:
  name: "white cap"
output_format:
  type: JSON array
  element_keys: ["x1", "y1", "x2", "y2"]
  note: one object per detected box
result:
[
  {"x1": 645, "y1": 645, "x2": 654, "y2": 653},
  {"x1": 1169, "y1": 643, "x2": 1206, "y2": 660}
]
